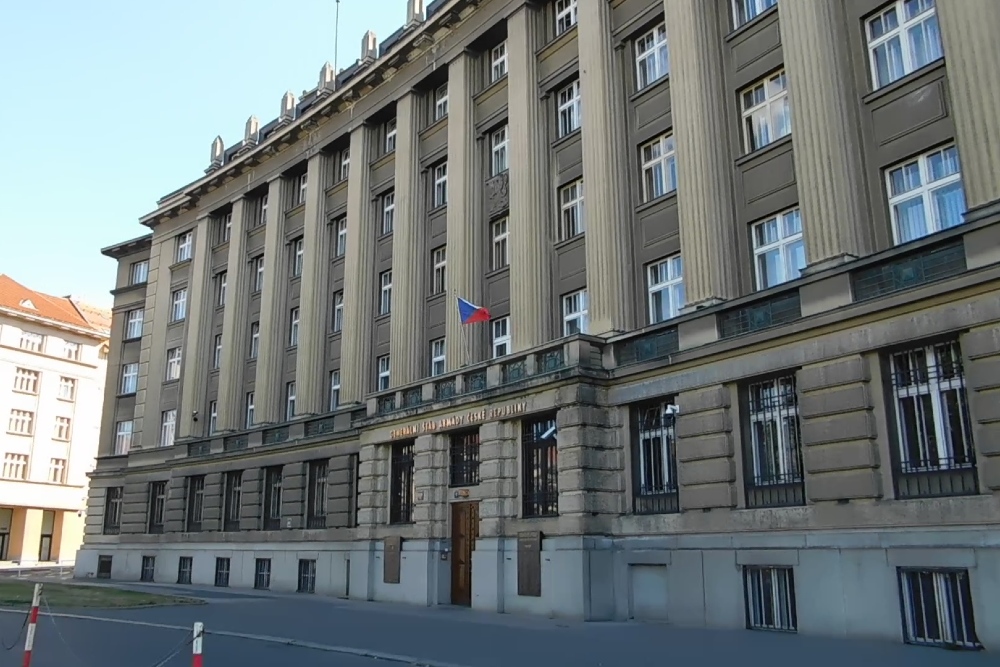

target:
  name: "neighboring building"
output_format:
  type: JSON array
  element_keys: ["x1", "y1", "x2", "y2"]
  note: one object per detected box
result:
[
  {"x1": 77, "y1": 0, "x2": 1000, "y2": 651},
  {"x1": 0, "y1": 274, "x2": 110, "y2": 564}
]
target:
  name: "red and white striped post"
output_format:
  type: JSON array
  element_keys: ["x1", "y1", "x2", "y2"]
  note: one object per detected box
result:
[
  {"x1": 191, "y1": 621, "x2": 204, "y2": 667},
  {"x1": 22, "y1": 583, "x2": 42, "y2": 667}
]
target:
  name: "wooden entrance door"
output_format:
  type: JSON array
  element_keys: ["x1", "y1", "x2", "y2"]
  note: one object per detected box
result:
[{"x1": 450, "y1": 501, "x2": 480, "y2": 606}]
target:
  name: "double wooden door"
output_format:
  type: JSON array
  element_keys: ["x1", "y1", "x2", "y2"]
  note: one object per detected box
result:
[{"x1": 450, "y1": 502, "x2": 480, "y2": 606}]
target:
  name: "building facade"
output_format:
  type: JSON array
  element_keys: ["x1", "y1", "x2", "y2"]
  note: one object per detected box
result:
[
  {"x1": 77, "y1": 0, "x2": 1000, "y2": 651},
  {"x1": 0, "y1": 275, "x2": 110, "y2": 564}
]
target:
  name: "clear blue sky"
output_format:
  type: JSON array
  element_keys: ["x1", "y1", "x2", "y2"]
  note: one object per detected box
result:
[{"x1": 0, "y1": 0, "x2": 408, "y2": 307}]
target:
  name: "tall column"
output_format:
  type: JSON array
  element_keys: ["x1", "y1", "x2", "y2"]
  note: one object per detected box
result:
[
  {"x1": 579, "y1": 0, "x2": 635, "y2": 335},
  {"x1": 295, "y1": 152, "x2": 332, "y2": 415},
  {"x1": 780, "y1": 0, "x2": 872, "y2": 269},
  {"x1": 662, "y1": 0, "x2": 739, "y2": 307},
  {"x1": 138, "y1": 238, "x2": 170, "y2": 449},
  {"x1": 217, "y1": 198, "x2": 250, "y2": 431},
  {"x1": 936, "y1": 0, "x2": 1000, "y2": 212},
  {"x1": 445, "y1": 52, "x2": 484, "y2": 371},
  {"x1": 508, "y1": 4, "x2": 554, "y2": 351},
  {"x1": 254, "y1": 176, "x2": 290, "y2": 425},
  {"x1": 179, "y1": 215, "x2": 213, "y2": 438},
  {"x1": 341, "y1": 125, "x2": 376, "y2": 403},
  {"x1": 388, "y1": 93, "x2": 425, "y2": 386}
]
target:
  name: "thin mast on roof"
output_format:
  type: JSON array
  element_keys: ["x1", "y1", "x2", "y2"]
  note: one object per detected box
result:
[{"x1": 334, "y1": 0, "x2": 342, "y2": 75}]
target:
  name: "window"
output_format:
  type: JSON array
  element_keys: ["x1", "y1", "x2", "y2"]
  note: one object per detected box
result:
[
  {"x1": 254, "y1": 558, "x2": 272, "y2": 590},
  {"x1": 635, "y1": 23, "x2": 669, "y2": 89},
  {"x1": 384, "y1": 118, "x2": 397, "y2": 153},
  {"x1": 254, "y1": 256, "x2": 265, "y2": 292},
  {"x1": 8, "y1": 410, "x2": 33, "y2": 436},
  {"x1": 140, "y1": 556, "x2": 156, "y2": 583},
  {"x1": 378, "y1": 271, "x2": 393, "y2": 315},
  {"x1": 165, "y1": 347, "x2": 182, "y2": 381},
  {"x1": 249, "y1": 323, "x2": 260, "y2": 359},
  {"x1": 185, "y1": 475, "x2": 205, "y2": 532},
  {"x1": 297, "y1": 172, "x2": 308, "y2": 205},
  {"x1": 889, "y1": 340, "x2": 977, "y2": 499},
  {"x1": 212, "y1": 334, "x2": 223, "y2": 369},
  {"x1": 120, "y1": 363, "x2": 138, "y2": 394},
  {"x1": 13, "y1": 368, "x2": 39, "y2": 394},
  {"x1": 63, "y1": 341, "x2": 81, "y2": 361},
  {"x1": 898, "y1": 568, "x2": 980, "y2": 649},
  {"x1": 381, "y1": 191, "x2": 395, "y2": 235},
  {"x1": 223, "y1": 471, "x2": 242, "y2": 531},
  {"x1": 216, "y1": 271, "x2": 227, "y2": 306},
  {"x1": 175, "y1": 231, "x2": 193, "y2": 262},
  {"x1": 214, "y1": 557, "x2": 230, "y2": 587},
  {"x1": 741, "y1": 71, "x2": 791, "y2": 153},
  {"x1": 53, "y1": 416, "x2": 72, "y2": 442},
  {"x1": 262, "y1": 466, "x2": 283, "y2": 530},
  {"x1": 557, "y1": 80, "x2": 581, "y2": 137},
  {"x1": 160, "y1": 409, "x2": 177, "y2": 448},
  {"x1": 867, "y1": 0, "x2": 942, "y2": 90},
  {"x1": 733, "y1": 0, "x2": 777, "y2": 28},
  {"x1": 130, "y1": 260, "x2": 149, "y2": 285},
  {"x1": 522, "y1": 414, "x2": 558, "y2": 517},
  {"x1": 744, "y1": 566, "x2": 797, "y2": 632},
  {"x1": 430, "y1": 338, "x2": 446, "y2": 377},
  {"x1": 171, "y1": 288, "x2": 187, "y2": 322},
  {"x1": 1, "y1": 453, "x2": 28, "y2": 480},
  {"x1": 554, "y1": 0, "x2": 578, "y2": 35},
  {"x1": 633, "y1": 400, "x2": 679, "y2": 514},
  {"x1": 491, "y1": 218, "x2": 509, "y2": 270},
  {"x1": 640, "y1": 134, "x2": 677, "y2": 201},
  {"x1": 332, "y1": 291, "x2": 344, "y2": 332},
  {"x1": 431, "y1": 247, "x2": 447, "y2": 294},
  {"x1": 297, "y1": 559, "x2": 317, "y2": 593},
  {"x1": 245, "y1": 392, "x2": 256, "y2": 428},
  {"x1": 334, "y1": 217, "x2": 347, "y2": 257},
  {"x1": 125, "y1": 309, "x2": 144, "y2": 339},
  {"x1": 114, "y1": 420, "x2": 134, "y2": 455},
  {"x1": 490, "y1": 126, "x2": 508, "y2": 176},
  {"x1": 389, "y1": 441, "x2": 415, "y2": 524},
  {"x1": 329, "y1": 370, "x2": 341, "y2": 411},
  {"x1": 289, "y1": 307, "x2": 300, "y2": 346},
  {"x1": 752, "y1": 209, "x2": 806, "y2": 289},
  {"x1": 102, "y1": 487, "x2": 123, "y2": 535},
  {"x1": 558, "y1": 179, "x2": 584, "y2": 240},
  {"x1": 434, "y1": 83, "x2": 449, "y2": 121},
  {"x1": 886, "y1": 145, "x2": 965, "y2": 245},
  {"x1": 647, "y1": 256, "x2": 685, "y2": 324},
  {"x1": 490, "y1": 41, "x2": 508, "y2": 82},
  {"x1": 219, "y1": 211, "x2": 232, "y2": 244},
  {"x1": 339, "y1": 148, "x2": 351, "y2": 181},
  {"x1": 377, "y1": 355, "x2": 391, "y2": 392},
  {"x1": 449, "y1": 431, "x2": 480, "y2": 487},
  {"x1": 286, "y1": 382, "x2": 297, "y2": 420},
  {"x1": 491, "y1": 317, "x2": 511, "y2": 358},
  {"x1": 433, "y1": 162, "x2": 448, "y2": 208},
  {"x1": 292, "y1": 238, "x2": 304, "y2": 277},
  {"x1": 208, "y1": 401, "x2": 218, "y2": 434},
  {"x1": 258, "y1": 193, "x2": 269, "y2": 227},
  {"x1": 148, "y1": 481, "x2": 166, "y2": 533},
  {"x1": 177, "y1": 557, "x2": 193, "y2": 585},
  {"x1": 562, "y1": 289, "x2": 588, "y2": 335},
  {"x1": 744, "y1": 376, "x2": 804, "y2": 508},
  {"x1": 18, "y1": 331, "x2": 43, "y2": 352},
  {"x1": 306, "y1": 460, "x2": 328, "y2": 529}
]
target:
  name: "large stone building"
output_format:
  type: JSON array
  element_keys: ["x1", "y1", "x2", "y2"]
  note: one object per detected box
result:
[
  {"x1": 77, "y1": 0, "x2": 1000, "y2": 651},
  {"x1": 0, "y1": 275, "x2": 110, "y2": 564}
]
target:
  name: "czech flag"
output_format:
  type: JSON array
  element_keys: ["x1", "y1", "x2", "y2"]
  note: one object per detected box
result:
[{"x1": 457, "y1": 297, "x2": 490, "y2": 325}]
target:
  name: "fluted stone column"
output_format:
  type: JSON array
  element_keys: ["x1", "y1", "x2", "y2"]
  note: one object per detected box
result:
[
  {"x1": 341, "y1": 125, "x2": 376, "y2": 403},
  {"x1": 508, "y1": 4, "x2": 553, "y2": 351},
  {"x1": 388, "y1": 92, "x2": 425, "y2": 386},
  {"x1": 579, "y1": 0, "x2": 634, "y2": 335},
  {"x1": 254, "y1": 176, "x2": 290, "y2": 424},
  {"x1": 780, "y1": 0, "x2": 872, "y2": 268},
  {"x1": 662, "y1": 0, "x2": 739, "y2": 307},
  {"x1": 936, "y1": 0, "x2": 1000, "y2": 212},
  {"x1": 179, "y1": 215, "x2": 213, "y2": 438},
  {"x1": 217, "y1": 198, "x2": 250, "y2": 431},
  {"x1": 445, "y1": 52, "x2": 484, "y2": 370},
  {"x1": 295, "y1": 152, "x2": 332, "y2": 415},
  {"x1": 139, "y1": 238, "x2": 170, "y2": 449}
]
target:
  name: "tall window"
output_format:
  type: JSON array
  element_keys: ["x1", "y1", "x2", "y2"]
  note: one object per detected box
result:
[
  {"x1": 57, "y1": 376, "x2": 77, "y2": 401},
  {"x1": 171, "y1": 288, "x2": 188, "y2": 322},
  {"x1": 377, "y1": 355, "x2": 391, "y2": 391},
  {"x1": 490, "y1": 126, "x2": 508, "y2": 176},
  {"x1": 13, "y1": 368, "x2": 39, "y2": 394},
  {"x1": 262, "y1": 466, "x2": 283, "y2": 530},
  {"x1": 743, "y1": 376, "x2": 804, "y2": 508},
  {"x1": 125, "y1": 309, "x2": 144, "y2": 339},
  {"x1": 633, "y1": 401, "x2": 679, "y2": 514},
  {"x1": 329, "y1": 370, "x2": 341, "y2": 410},
  {"x1": 635, "y1": 23, "x2": 669, "y2": 90},
  {"x1": 7, "y1": 410, "x2": 33, "y2": 436},
  {"x1": 245, "y1": 392, "x2": 256, "y2": 428},
  {"x1": 213, "y1": 334, "x2": 223, "y2": 369},
  {"x1": 557, "y1": 80, "x2": 581, "y2": 137},
  {"x1": 175, "y1": 231, "x2": 193, "y2": 263},
  {"x1": 339, "y1": 148, "x2": 351, "y2": 181},
  {"x1": 298, "y1": 559, "x2": 317, "y2": 594},
  {"x1": 886, "y1": 145, "x2": 965, "y2": 245},
  {"x1": 433, "y1": 162, "x2": 449, "y2": 208},
  {"x1": 18, "y1": 332, "x2": 43, "y2": 352},
  {"x1": 120, "y1": 363, "x2": 138, "y2": 394},
  {"x1": 389, "y1": 441, "x2": 415, "y2": 524},
  {"x1": 249, "y1": 323, "x2": 260, "y2": 359},
  {"x1": 647, "y1": 256, "x2": 685, "y2": 324},
  {"x1": 381, "y1": 191, "x2": 395, "y2": 235},
  {"x1": 492, "y1": 317, "x2": 511, "y2": 358},
  {"x1": 185, "y1": 475, "x2": 206, "y2": 532},
  {"x1": 379, "y1": 270, "x2": 393, "y2": 315},
  {"x1": 254, "y1": 558, "x2": 272, "y2": 590},
  {"x1": 257, "y1": 193, "x2": 269, "y2": 227},
  {"x1": 286, "y1": 382, "x2": 297, "y2": 420},
  {"x1": 114, "y1": 420, "x2": 134, "y2": 455},
  {"x1": 292, "y1": 238, "x2": 304, "y2": 277},
  {"x1": 733, "y1": 0, "x2": 777, "y2": 28},
  {"x1": 640, "y1": 134, "x2": 677, "y2": 202},
  {"x1": 491, "y1": 218, "x2": 509, "y2": 270},
  {"x1": 335, "y1": 217, "x2": 348, "y2": 257},
  {"x1": 554, "y1": 0, "x2": 578, "y2": 35},
  {"x1": 522, "y1": 415, "x2": 558, "y2": 517},
  {"x1": 332, "y1": 291, "x2": 344, "y2": 332},
  {"x1": 160, "y1": 410, "x2": 177, "y2": 448},
  {"x1": 223, "y1": 471, "x2": 242, "y2": 531},
  {"x1": 218, "y1": 211, "x2": 232, "y2": 244},
  {"x1": 130, "y1": 260, "x2": 149, "y2": 285},
  {"x1": 254, "y1": 256, "x2": 265, "y2": 292},
  {"x1": 306, "y1": 460, "x2": 328, "y2": 529},
  {"x1": 434, "y1": 83, "x2": 449, "y2": 121},
  {"x1": 431, "y1": 247, "x2": 447, "y2": 295},
  {"x1": 384, "y1": 118, "x2": 397, "y2": 154},
  {"x1": 866, "y1": 0, "x2": 942, "y2": 90},
  {"x1": 562, "y1": 289, "x2": 588, "y2": 335},
  {"x1": 752, "y1": 208, "x2": 806, "y2": 289},
  {"x1": 208, "y1": 400, "x2": 218, "y2": 434},
  {"x1": 490, "y1": 41, "x2": 508, "y2": 82},
  {"x1": 216, "y1": 271, "x2": 228, "y2": 306},
  {"x1": 741, "y1": 71, "x2": 790, "y2": 153},
  {"x1": 53, "y1": 416, "x2": 72, "y2": 441},
  {"x1": 147, "y1": 481, "x2": 166, "y2": 533},
  {"x1": 744, "y1": 566, "x2": 797, "y2": 632},
  {"x1": 165, "y1": 347, "x2": 182, "y2": 381},
  {"x1": 430, "y1": 338, "x2": 446, "y2": 377},
  {"x1": 898, "y1": 568, "x2": 980, "y2": 649},
  {"x1": 102, "y1": 487, "x2": 123, "y2": 535},
  {"x1": 297, "y1": 172, "x2": 308, "y2": 205},
  {"x1": 449, "y1": 431, "x2": 481, "y2": 487},
  {"x1": 558, "y1": 179, "x2": 584, "y2": 240},
  {"x1": 289, "y1": 307, "x2": 300, "y2": 346}
]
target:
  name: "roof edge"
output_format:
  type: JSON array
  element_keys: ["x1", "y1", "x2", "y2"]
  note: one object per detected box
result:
[{"x1": 101, "y1": 233, "x2": 154, "y2": 259}]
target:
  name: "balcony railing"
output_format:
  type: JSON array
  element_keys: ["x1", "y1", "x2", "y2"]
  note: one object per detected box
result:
[
  {"x1": 851, "y1": 239, "x2": 966, "y2": 302},
  {"x1": 262, "y1": 427, "x2": 289, "y2": 446}
]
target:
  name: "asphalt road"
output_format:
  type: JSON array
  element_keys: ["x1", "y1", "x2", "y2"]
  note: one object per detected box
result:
[{"x1": 0, "y1": 582, "x2": 992, "y2": 667}]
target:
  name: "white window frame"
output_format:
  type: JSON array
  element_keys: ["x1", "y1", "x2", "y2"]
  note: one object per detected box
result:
[
  {"x1": 2, "y1": 454, "x2": 28, "y2": 480},
  {"x1": 635, "y1": 23, "x2": 669, "y2": 90},
  {"x1": 13, "y1": 368, "x2": 39, "y2": 394},
  {"x1": 490, "y1": 126, "x2": 508, "y2": 176},
  {"x1": 171, "y1": 288, "x2": 188, "y2": 322},
  {"x1": 297, "y1": 172, "x2": 308, "y2": 205},
  {"x1": 431, "y1": 247, "x2": 447, "y2": 295},
  {"x1": 58, "y1": 376, "x2": 77, "y2": 401},
  {"x1": 254, "y1": 256, "x2": 265, "y2": 292},
  {"x1": 333, "y1": 291, "x2": 345, "y2": 332},
  {"x1": 866, "y1": 0, "x2": 942, "y2": 90},
  {"x1": 246, "y1": 392, "x2": 256, "y2": 428},
  {"x1": 732, "y1": 0, "x2": 777, "y2": 29},
  {"x1": 292, "y1": 238, "x2": 304, "y2": 277},
  {"x1": 120, "y1": 363, "x2": 138, "y2": 394},
  {"x1": 63, "y1": 341, "x2": 81, "y2": 361},
  {"x1": 558, "y1": 179, "x2": 585, "y2": 240},
  {"x1": 250, "y1": 322, "x2": 260, "y2": 359},
  {"x1": 335, "y1": 217, "x2": 348, "y2": 257},
  {"x1": 740, "y1": 70, "x2": 791, "y2": 154},
  {"x1": 49, "y1": 457, "x2": 67, "y2": 484},
  {"x1": 886, "y1": 145, "x2": 965, "y2": 245},
  {"x1": 377, "y1": 355, "x2": 391, "y2": 392},
  {"x1": 165, "y1": 347, "x2": 182, "y2": 381},
  {"x1": 647, "y1": 255, "x2": 685, "y2": 324},
  {"x1": 434, "y1": 83, "x2": 449, "y2": 121},
  {"x1": 160, "y1": 409, "x2": 177, "y2": 448},
  {"x1": 640, "y1": 134, "x2": 677, "y2": 202},
  {"x1": 562, "y1": 289, "x2": 589, "y2": 336},
  {"x1": 381, "y1": 191, "x2": 396, "y2": 235},
  {"x1": 746, "y1": 376, "x2": 802, "y2": 487},
  {"x1": 557, "y1": 79, "x2": 581, "y2": 138},
  {"x1": 430, "y1": 338, "x2": 446, "y2": 377},
  {"x1": 744, "y1": 566, "x2": 797, "y2": 631},
  {"x1": 175, "y1": 231, "x2": 193, "y2": 263},
  {"x1": 213, "y1": 334, "x2": 223, "y2": 369},
  {"x1": 329, "y1": 370, "x2": 341, "y2": 410},
  {"x1": 217, "y1": 271, "x2": 227, "y2": 306},
  {"x1": 53, "y1": 416, "x2": 72, "y2": 442},
  {"x1": 220, "y1": 212, "x2": 232, "y2": 244},
  {"x1": 899, "y1": 569, "x2": 980, "y2": 649},
  {"x1": 433, "y1": 162, "x2": 448, "y2": 208},
  {"x1": 555, "y1": 0, "x2": 578, "y2": 36},
  {"x1": 286, "y1": 382, "x2": 297, "y2": 420},
  {"x1": 114, "y1": 420, "x2": 133, "y2": 455},
  {"x1": 8, "y1": 410, "x2": 34, "y2": 436},
  {"x1": 340, "y1": 148, "x2": 351, "y2": 181},
  {"x1": 19, "y1": 331, "x2": 43, "y2": 352},
  {"x1": 208, "y1": 401, "x2": 218, "y2": 435},
  {"x1": 491, "y1": 217, "x2": 509, "y2": 270},
  {"x1": 125, "y1": 309, "x2": 144, "y2": 339},
  {"x1": 130, "y1": 260, "x2": 148, "y2": 285},
  {"x1": 258, "y1": 193, "x2": 269, "y2": 226},
  {"x1": 751, "y1": 208, "x2": 805, "y2": 290},
  {"x1": 379, "y1": 271, "x2": 393, "y2": 315},
  {"x1": 490, "y1": 41, "x2": 508, "y2": 82},
  {"x1": 384, "y1": 119, "x2": 397, "y2": 153},
  {"x1": 491, "y1": 317, "x2": 511, "y2": 359},
  {"x1": 289, "y1": 308, "x2": 300, "y2": 347}
]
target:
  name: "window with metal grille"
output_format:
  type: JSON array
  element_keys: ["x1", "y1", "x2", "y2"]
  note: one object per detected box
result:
[
  {"x1": 97, "y1": 555, "x2": 112, "y2": 579},
  {"x1": 262, "y1": 466, "x2": 283, "y2": 530},
  {"x1": 744, "y1": 566, "x2": 797, "y2": 632},
  {"x1": 223, "y1": 471, "x2": 242, "y2": 531},
  {"x1": 103, "y1": 487, "x2": 123, "y2": 535},
  {"x1": 888, "y1": 340, "x2": 978, "y2": 498},
  {"x1": 349, "y1": 453, "x2": 361, "y2": 528},
  {"x1": 898, "y1": 568, "x2": 981, "y2": 650},
  {"x1": 177, "y1": 556, "x2": 193, "y2": 585},
  {"x1": 297, "y1": 559, "x2": 317, "y2": 594},
  {"x1": 185, "y1": 476, "x2": 206, "y2": 532},
  {"x1": 449, "y1": 431, "x2": 481, "y2": 487},
  {"x1": 743, "y1": 376, "x2": 805, "y2": 508},
  {"x1": 632, "y1": 401, "x2": 679, "y2": 515},
  {"x1": 147, "y1": 481, "x2": 166, "y2": 534},
  {"x1": 140, "y1": 556, "x2": 155, "y2": 582},
  {"x1": 522, "y1": 415, "x2": 559, "y2": 518},
  {"x1": 214, "y1": 557, "x2": 230, "y2": 588},
  {"x1": 306, "y1": 460, "x2": 328, "y2": 529},
  {"x1": 389, "y1": 441, "x2": 415, "y2": 524},
  {"x1": 254, "y1": 558, "x2": 271, "y2": 590}
]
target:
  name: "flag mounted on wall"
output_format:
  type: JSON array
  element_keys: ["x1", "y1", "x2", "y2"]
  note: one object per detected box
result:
[{"x1": 457, "y1": 297, "x2": 490, "y2": 325}]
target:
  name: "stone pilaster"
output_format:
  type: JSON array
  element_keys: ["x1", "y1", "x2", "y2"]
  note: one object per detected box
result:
[
  {"x1": 139, "y1": 238, "x2": 170, "y2": 449},
  {"x1": 962, "y1": 326, "x2": 1000, "y2": 490},
  {"x1": 675, "y1": 386, "x2": 737, "y2": 509},
  {"x1": 120, "y1": 481, "x2": 147, "y2": 535},
  {"x1": 341, "y1": 126, "x2": 376, "y2": 403},
  {"x1": 295, "y1": 153, "x2": 332, "y2": 415},
  {"x1": 477, "y1": 421, "x2": 519, "y2": 537},
  {"x1": 555, "y1": 401, "x2": 624, "y2": 529},
  {"x1": 412, "y1": 434, "x2": 448, "y2": 538},
  {"x1": 279, "y1": 462, "x2": 306, "y2": 529},
  {"x1": 164, "y1": 476, "x2": 186, "y2": 533},
  {"x1": 445, "y1": 52, "x2": 485, "y2": 369},
  {"x1": 662, "y1": 0, "x2": 739, "y2": 307},
  {"x1": 578, "y1": 0, "x2": 634, "y2": 335},
  {"x1": 254, "y1": 177, "x2": 290, "y2": 424},
  {"x1": 389, "y1": 92, "x2": 425, "y2": 386},
  {"x1": 238, "y1": 468, "x2": 262, "y2": 531},
  {"x1": 327, "y1": 453, "x2": 355, "y2": 528},
  {"x1": 779, "y1": 0, "x2": 871, "y2": 268},
  {"x1": 202, "y1": 472, "x2": 223, "y2": 530},
  {"x1": 357, "y1": 443, "x2": 389, "y2": 533},
  {"x1": 936, "y1": 0, "x2": 1000, "y2": 211},
  {"x1": 507, "y1": 4, "x2": 554, "y2": 351},
  {"x1": 179, "y1": 216, "x2": 213, "y2": 438},
  {"x1": 217, "y1": 198, "x2": 250, "y2": 432}
]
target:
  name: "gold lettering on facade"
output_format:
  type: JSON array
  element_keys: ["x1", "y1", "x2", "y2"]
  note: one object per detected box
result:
[{"x1": 389, "y1": 402, "x2": 527, "y2": 440}]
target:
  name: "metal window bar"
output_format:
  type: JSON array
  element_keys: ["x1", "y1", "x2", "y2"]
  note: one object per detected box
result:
[
  {"x1": 140, "y1": 556, "x2": 155, "y2": 583},
  {"x1": 889, "y1": 341, "x2": 978, "y2": 499},
  {"x1": 616, "y1": 328, "x2": 679, "y2": 367},
  {"x1": 449, "y1": 432, "x2": 481, "y2": 487},
  {"x1": 186, "y1": 476, "x2": 205, "y2": 532},
  {"x1": 307, "y1": 461, "x2": 328, "y2": 529},
  {"x1": 254, "y1": 558, "x2": 271, "y2": 590},
  {"x1": 177, "y1": 557, "x2": 193, "y2": 585},
  {"x1": 223, "y1": 472, "x2": 242, "y2": 531},
  {"x1": 389, "y1": 442, "x2": 415, "y2": 524},
  {"x1": 851, "y1": 240, "x2": 966, "y2": 302},
  {"x1": 214, "y1": 557, "x2": 230, "y2": 587},
  {"x1": 718, "y1": 291, "x2": 801, "y2": 339},
  {"x1": 744, "y1": 376, "x2": 805, "y2": 508},
  {"x1": 297, "y1": 559, "x2": 317, "y2": 593},
  {"x1": 103, "y1": 488, "x2": 122, "y2": 535},
  {"x1": 262, "y1": 467, "x2": 283, "y2": 530},
  {"x1": 349, "y1": 453, "x2": 361, "y2": 528},
  {"x1": 522, "y1": 416, "x2": 559, "y2": 518},
  {"x1": 898, "y1": 568, "x2": 981, "y2": 650},
  {"x1": 148, "y1": 482, "x2": 166, "y2": 534},
  {"x1": 744, "y1": 566, "x2": 798, "y2": 632},
  {"x1": 633, "y1": 402, "x2": 679, "y2": 515}
]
